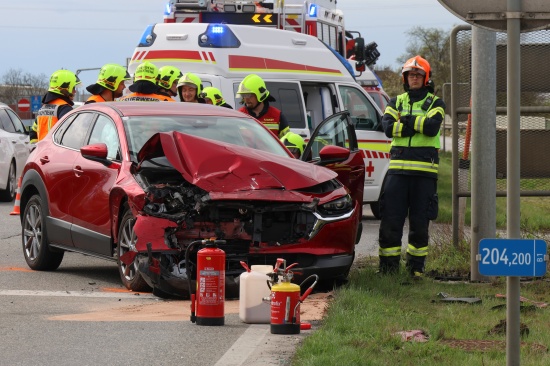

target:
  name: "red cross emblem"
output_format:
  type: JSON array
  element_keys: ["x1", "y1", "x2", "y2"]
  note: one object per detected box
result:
[{"x1": 366, "y1": 161, "x2": 375, "y2": 177}]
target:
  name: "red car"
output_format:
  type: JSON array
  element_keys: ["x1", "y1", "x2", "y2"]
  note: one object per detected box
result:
[{"x1": 19, "y1": 102, "x2": 364, "y2": 298}]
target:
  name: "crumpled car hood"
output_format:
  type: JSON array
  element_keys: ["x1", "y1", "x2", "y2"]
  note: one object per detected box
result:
[{"x1": 137, "y1": 131, "x2": 337, "y2": 193}]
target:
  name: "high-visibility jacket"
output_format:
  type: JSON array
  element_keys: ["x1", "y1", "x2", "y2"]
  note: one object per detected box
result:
[
  {"x1": 85, "y1": 94, "x2": 106, "y2": 104},
  {"x1": 35, "y1": 99, "x2": 70, "y2": 141},
  {"x1": 239, "y1": 105, "x2": 289, "y2": 138},
  {"x1": 382, "y1": 92, "x2": 445, "y2": 178},
  {"x1": 119, "y1": 92, "x2": 174, "y2": 102}
]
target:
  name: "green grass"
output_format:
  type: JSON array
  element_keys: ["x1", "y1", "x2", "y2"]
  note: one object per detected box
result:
[
  {"x1": 293, "y1": 265, "x2": 550, "y2": 366},
  {"x1": 291, "y1": 151, "x2": 550, "y2": 365}
]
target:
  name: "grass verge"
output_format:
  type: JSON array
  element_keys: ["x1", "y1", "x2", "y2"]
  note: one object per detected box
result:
[{"x1": 293, "y1": 261, "x2": 550, "y2": 366}]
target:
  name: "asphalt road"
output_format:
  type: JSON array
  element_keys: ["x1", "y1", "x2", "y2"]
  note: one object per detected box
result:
[{"x1": 0, "y1": 200, "x2": 382, "y2": 366}]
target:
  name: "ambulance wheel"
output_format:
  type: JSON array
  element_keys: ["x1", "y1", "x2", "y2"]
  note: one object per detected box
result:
[
  {"x1": 117, "y1": 207, "x2": 151, "y2": 292},
  {"x1": 370, "y1": 201, "x2": 381, "y2": 219}
]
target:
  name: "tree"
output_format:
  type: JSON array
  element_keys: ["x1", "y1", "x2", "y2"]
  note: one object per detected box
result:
[
  {"x1": 0, "y1": 69, "x2": 48, "y2": 105},
  {"x1": 374, "y1": 27, "x2": 451, "y2": 98}
]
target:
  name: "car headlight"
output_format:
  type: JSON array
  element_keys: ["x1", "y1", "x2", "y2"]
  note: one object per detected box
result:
[{"x1": 317, "y1": 194, "x2": 353, "y2": 216}]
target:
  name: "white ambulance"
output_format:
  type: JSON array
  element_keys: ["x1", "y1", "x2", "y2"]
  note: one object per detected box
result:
[{"x1": 127, "y1": 21, "x2": 391, "y2": 218}]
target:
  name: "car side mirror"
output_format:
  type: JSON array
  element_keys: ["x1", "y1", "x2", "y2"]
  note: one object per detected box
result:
[
  {"x1": 318, "y1": 145, "x2": 350, "y2": 166},
  {"x1": 81, "y1": 143, "x2": 112, "y2": 166}
]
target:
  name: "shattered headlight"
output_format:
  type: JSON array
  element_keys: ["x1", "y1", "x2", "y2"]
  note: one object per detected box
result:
[{"x1": 317, "y1": 194, "x2": 353, "y2": 216}]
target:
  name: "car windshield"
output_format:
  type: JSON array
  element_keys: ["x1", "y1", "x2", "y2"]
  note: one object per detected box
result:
[{"x1": 124, "y1": 115, "x2": 289, "y2": 161}]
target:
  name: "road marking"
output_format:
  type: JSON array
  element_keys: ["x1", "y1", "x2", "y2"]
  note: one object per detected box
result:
[
  {"x1": 0, "y1": 266, "x2": 34, "y2": 272},
  {"x1": 0, "y1": 289, "x2": 157, "y2": 299},
  {"x1": 214, "y1": 324, "x2": 270, "y2": 366}
]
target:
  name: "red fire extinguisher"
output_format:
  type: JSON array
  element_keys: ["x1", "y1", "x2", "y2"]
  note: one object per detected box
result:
[
  {"x1": 185, "y1": 238, "x2": 226, "y2": 326},
  {"x1": 267, "y1": 258, "x2": 318, "y2": 334}
]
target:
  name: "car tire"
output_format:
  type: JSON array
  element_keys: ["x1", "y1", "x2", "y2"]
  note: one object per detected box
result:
[
  {"x1": 117, "y1": 207, "x2": 152, "y2": 292},
  {"x1": 370, "y1": 201, "x2": 381, "y2": 220},
  {"x1": 22, "y1": 194, "x2": 64, "y2": 270},
  {"x1": 0, "y1": 161, "x2": 16, "y2": 202}
]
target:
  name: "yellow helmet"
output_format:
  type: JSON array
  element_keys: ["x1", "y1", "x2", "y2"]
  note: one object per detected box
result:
[
  {"x1": 236, "y1": 74, "x2": 269, "y2": 102},
  {"x1": 281, "y1": 132, "x2": 305, "y2": 158},
  {"x1": 158, "y1": 66, "x2": 183, "y2": 90},
  {"x1": 200, "y1": 87, "x2": 226, "y2": 106},
  {"x1": 48, "y1": 70, "x2": 81, "y2": 97},
  {"x1": 133, "y1": 61, "x2": 159, "y2": 84},
  {"x1": 177, "y1": 73, "x2": 203, "y2": 94},
  {"x1": 96, "y1": 64, "x2": 130, "y2": 91}
]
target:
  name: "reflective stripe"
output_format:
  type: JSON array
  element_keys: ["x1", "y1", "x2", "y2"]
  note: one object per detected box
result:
[
  {"x1": 407, "y1": 244, "x2": 428, "y2": 257},
  {"x1": 388, "y1": 160, "x2": 438, "y2": 174},
  {"x1": 379, "y1": 246, "x2": 402, "y2": 257},
  {"x1": 392, "y1": 122, "x2": 406, "y2": 137},
  {"x1": 385, "y1": 105, "x2": 399, "y2": 120}
]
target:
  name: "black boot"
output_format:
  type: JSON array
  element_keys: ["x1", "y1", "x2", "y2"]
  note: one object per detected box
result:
[
  {"x1": 379, "y1": 256, "x2": 400, "y2": 274},
  {"x1": 406, "y1": 253, "x2": 425, "y2": 278}
]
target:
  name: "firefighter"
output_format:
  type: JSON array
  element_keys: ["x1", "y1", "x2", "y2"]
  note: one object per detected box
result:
[
  {"x1": 85, "y1": 63, "x2": 130, "y2": 104},
  {"x1": 30, "y1": 69, "x2": 81, "y2": 142},
  {"x1": 377, "y1": 55, "x2": 446, "y2": 277},
  {"x1": 236, "y1": 74, "x2": 289, "y2": 138},
  {"x1": 119, "y1": 61, "x2": 173, "y2": 102},
  {"x1": 200, "y1": 86, "x2": 233, "y2": 109},
  {"x1": 157, "y1": 65, "x2": 183, "y2": 99},
  {"x1": 280, "y1": 131, "x2": 305, "y2": 159},
  {"x1": 177, "y1": 73, "x2": 203, "y2": 103}
]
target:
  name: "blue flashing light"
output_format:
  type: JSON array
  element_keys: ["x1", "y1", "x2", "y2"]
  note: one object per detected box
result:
[
  {"x1": 211, "y1": 26, "x2": 225, "y2": 34},
  {"x1": 164, "y1": 2, "x2": 171, "y2": 16},
  {"x1": 308, "y1": 4, "x2": 318, "y2": 18},
  {"x1": 138, "y1": 25, "x2": 156, "y2": 47},
  {"x1": 199, "y1": 24, "x2": 240, "y2": 48}
]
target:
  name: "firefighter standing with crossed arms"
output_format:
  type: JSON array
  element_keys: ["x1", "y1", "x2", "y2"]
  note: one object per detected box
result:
[{"x1": 377, "y1": 55, "x2": 446, "y2": 277}]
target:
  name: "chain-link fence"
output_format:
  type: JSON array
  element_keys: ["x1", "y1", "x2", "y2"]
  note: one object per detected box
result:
[{"x1": 451, "y1": 26, "x2": 550, "y2": 197}]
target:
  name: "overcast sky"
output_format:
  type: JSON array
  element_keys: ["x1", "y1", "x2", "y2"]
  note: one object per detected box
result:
[{"x1": 0, "y1": 0, "x2": 465, "y2": 88}]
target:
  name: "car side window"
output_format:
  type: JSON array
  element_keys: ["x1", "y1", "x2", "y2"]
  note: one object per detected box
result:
[
  {"x1": 88, "y1": 115, "x2": 120, "y2": 160},
  {"x1": 5, "y1": 109, "x2": 26, "y2": 133},
  {"x1": 0, "y1": 109, "x2": 16, "y2": 133},
  {"x1": 59, "y1": 112, "x2": 95, "y2": 150},
  {"x1": 339, "y1": 85, "x2": 379, "y2": 131}
]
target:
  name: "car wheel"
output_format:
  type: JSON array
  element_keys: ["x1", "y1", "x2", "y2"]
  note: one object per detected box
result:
[
  {"x1": 370, "y1": 201, "x2": 381, "y2": 220},
  {"x1": 117, "y1": 208, "x2": 152, "y2": 292},
  {"x1": 0, "y1": 161, "x2": 16, "y2": 202},
  {"x1": 22, "y1": 194, "x2": 64, "y2": 270}
]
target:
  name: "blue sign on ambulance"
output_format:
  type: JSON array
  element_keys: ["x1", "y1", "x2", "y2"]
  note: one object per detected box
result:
[{"x1": 478, "y1": 239, "x2": 547, "y2": 277}]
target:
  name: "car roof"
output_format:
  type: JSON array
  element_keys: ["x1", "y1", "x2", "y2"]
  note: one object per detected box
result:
[{"x1": 75, "y1": 101, "x2": 249, "y2": 119}]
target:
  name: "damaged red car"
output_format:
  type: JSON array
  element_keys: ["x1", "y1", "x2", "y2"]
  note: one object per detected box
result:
[{"x1": 18, "y1": 102, "x2": 364, "y2": 298}]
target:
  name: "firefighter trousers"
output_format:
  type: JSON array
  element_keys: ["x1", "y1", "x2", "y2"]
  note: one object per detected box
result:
[{"x1": 378, "y1": 174, "x2": 438, "y2": 273}]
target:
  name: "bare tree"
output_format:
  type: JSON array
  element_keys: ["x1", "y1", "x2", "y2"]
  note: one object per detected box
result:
[{"x1": 0, "y1": 69, "x2": 48, "y2": 104}]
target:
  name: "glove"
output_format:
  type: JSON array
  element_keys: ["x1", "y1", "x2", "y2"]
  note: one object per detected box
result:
[{"x1": 399, "y1": 115, "x2": 415, "y2": 137}]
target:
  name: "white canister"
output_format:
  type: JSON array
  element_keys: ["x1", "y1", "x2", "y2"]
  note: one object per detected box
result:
[{"x1": 239, "y1": 265, "x2": 273, "y2": 323}]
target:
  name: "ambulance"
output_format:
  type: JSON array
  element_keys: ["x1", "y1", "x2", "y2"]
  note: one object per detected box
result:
[{"x1": 128, "y1": 2, "x2": 391, "y2": 218}]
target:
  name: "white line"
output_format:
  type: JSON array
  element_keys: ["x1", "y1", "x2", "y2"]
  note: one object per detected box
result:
[
  {"x1": 0, "y1": 289, "x2": 157, "y2": 299},
  {"x1": 214, "y1": 324, "x2": 270, "y2": 366}
]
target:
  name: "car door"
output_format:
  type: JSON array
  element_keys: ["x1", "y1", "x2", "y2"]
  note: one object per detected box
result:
[
  {"x1": 70, "y1": 113, "x2": 122, "y2": 256},
  {"x1": 301, "y1": 111, "x2": 365, "y2": 214}
]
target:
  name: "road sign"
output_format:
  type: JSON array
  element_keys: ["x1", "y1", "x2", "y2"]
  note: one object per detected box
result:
[
  {"x1": 438, "y1": 0, "x2": 550, "y2": 32},
  {"x1": 17, "y1": 98, "x2": 30, "y2": 112},
  {"x1": 31, "y1": 95, "x2": 41, "y2": 113},
  {"x1": 478, "y1": 239, "x2": 547, "y2": 276}
]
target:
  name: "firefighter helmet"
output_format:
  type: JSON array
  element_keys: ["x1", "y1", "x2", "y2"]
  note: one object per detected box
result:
[
  {"x1": 401, "y1": 55, "x2": 431, "y2": 87},
  {"x1": 96, "y1": 64, "x2": 130, "y2": 91},
  {"x1": 236, "y1": 74, "x2": 269, "y2": 102},
  {"x1": 133, "y1": 61, "x2": 159, "y2": 83},
  {"x1": 48, "y1": 70, "x2": 81, "y2": 97},
  {"x1": 177, "y1": 73, "x2": 203, "y2": 95},
  {"x1": 200, "y1": 87, "x2": 226, "y2": 106},
  {"x1": 281, "y1": 132, "x2": 306, "y2": 158},
  {"x1": 158, "y1": 66, "x2": 183, "y2": 90}
]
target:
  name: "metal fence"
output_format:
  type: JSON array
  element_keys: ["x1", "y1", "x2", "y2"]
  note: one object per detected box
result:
[{"x1": 451, "y1": 26, "x2": 550, "y2": 197}]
